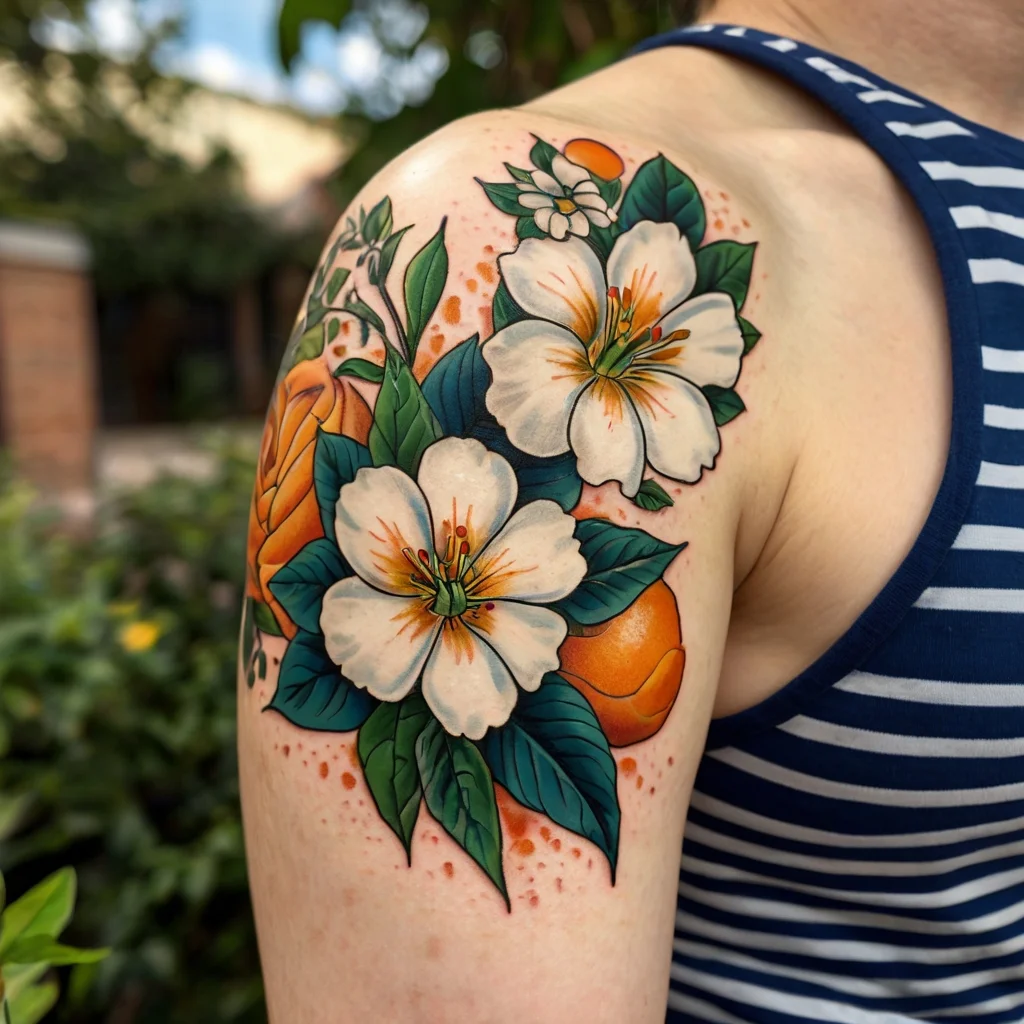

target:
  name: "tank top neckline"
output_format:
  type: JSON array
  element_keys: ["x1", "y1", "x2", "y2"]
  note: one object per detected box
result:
[{"x1": 629, "y1": 23, "x2": 987, "y2": 749}]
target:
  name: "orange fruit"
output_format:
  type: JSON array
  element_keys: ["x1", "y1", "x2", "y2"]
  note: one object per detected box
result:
[
  {"x1": 563, "y1": 138, "x2": 626, "y2": 182},
  {"x1": 558, "y1": 581, "x2": 685, "y2": 747}
]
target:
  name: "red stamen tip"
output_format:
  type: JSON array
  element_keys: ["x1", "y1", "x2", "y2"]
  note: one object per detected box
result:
[
  {"x1": 622, "y1": 286, "x2": 633, "y2": 307},
  {"x1": 607, "y1": 286, "x2": 619, "y2": 300},
  {"x1": 485, "y1": 602, "x2": 495, "y2": 610},
  {"x1": 651, "y1": 325, "x2": 662, "y2": 343},
  {"x1": 459, "y1": 540, "x2": 470, "y2": 556},
  {"x1": 455, "y1": 525, "x2": 468, "y2": 538},
  {"x1": 417, "y1": 549, "x2": 431, "y2": 565}
]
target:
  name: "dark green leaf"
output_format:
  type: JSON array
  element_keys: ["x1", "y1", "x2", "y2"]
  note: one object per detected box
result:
[
  {"x1": 483, "y1": 675, "x2": 619, "y2": 878},
  {"x1": 633, "y1": 479, "x2": 674, "y2": 512},
  {"x1": 618, "y1": 154, "x2": 706, "y2": 248},
  {"x1": 312, "y1": 431, "x2": 373, "y2": 542},
  {"x1": 421, "y1": 334, "x2": 487, "y2": 436},
  {"x1": 343, "y1": 295, "x2": 387, "y2": 338},
  {"x1": 739, "y1": 315, "x2": 762, "y2": 354},
  {"x1": 491, "y1": 279, "x2": 525, "y2": 334},
  {"x1": 368, "y1": 347, "x2": 443, "y2": 475},
  {"x1": 377, "y1": 226, "x2": 411, "y2": 285},
  {"x1": 515, "y1": 215, "x2": 546, "y2": 241},
  {"x1": 326, "y1": 266, "x2": 350, "y2": 304},
  {"x1": 529, "y1": 136, "x2": 559, "y2": 176},
  {"x1": 305, "y1": 300, "x2": 329, "y2": 330},
  {"x1": 290, "y1": 322, "x2": 325, "y2": 367},
  {"x1": 504, "y1": 163, "x2": 534, "y2": 184},
  {"x1": 588, "y1": 223, "x2": 617, "y2": 261},
  {"x1": 362, "y1": 196, "x2": 393, "y2": 245},
  {"x1": 596, "y1": 176, "x2": 622, "y2": 208},
  {"x1": 476, "y1": 180, "x2": 527, "y2": 216},
  {"x1": 252, "y1": 600, "x2": 284, "y2": 637},
  {"x1": 555, "y1": 519, "x2": 686, "y2": 625},
  {"x1": 404, "y1": 218, "x2": 449, "y2": 361},
  {"x1": 693, "y1": 240, "x2": 757, "y2": 310},
  {"x1": 3, "y1": 935, "x2": 109, "y2": 966},
  {"x1": 268, "y1": 539, "x2": 350, "y2": 635},
  {"x1": 268, "y1": 631, "x2": 375, "y2": 732},
  {"x1": 702, "y1": 384, "x2": 746, "y2": 426},
  {"x1": 358, "y1": 693, "x2": 431, "y2": 860},
  {"x1": 416, "y1": 720, "x2": 507, "y2": 905},
  {"x1": 333, "y1": 358, "x2": 384, "y2": 384},
  {"x1": 278, "y1": 0, "x2": 350, "y2": 68},
  {"x1": 327, "y1": 318, "x2": 341, "y2": 343}
]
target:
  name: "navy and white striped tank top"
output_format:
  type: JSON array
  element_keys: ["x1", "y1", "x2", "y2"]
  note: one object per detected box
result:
[{"x1": 631, "y1": 24, "x2": 1024, "y2": 1024}]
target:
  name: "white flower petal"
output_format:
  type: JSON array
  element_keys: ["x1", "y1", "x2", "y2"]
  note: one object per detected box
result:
[
  {"x1": 534, "y1": 207, "x2": 554, "y2": 233},
  {"x1": 531, "y1": 170, "x2": 562, "y2": 196},
  {"x1": 573, "y1": 179, "x2": 600, "y2": 196},
  {"x1": 483, "y1": 321, "x2": 592, "y2": 458},
  {"x1": 470, "y1": 499, "x2": 586, "y2": 604},
  {"x1": 552, "y1": 153, "x2": 592, "y2": 188},
  {"x1": 568, "y1": 210, "x2": 591, "y2": 237},
  {"x1": 575, "y1": 192, "x2": 609, "y2": 211},
  {"x1": 498, "y1": 235, "x2": 607, "y2": 342},
  {"x1": 550, "y1": 212, "x2": 570, "y2": 240},
  {"x1": 569, "y1": 377, "x2": 646, "y2": 496},
  {"x1": 335, "y1": 466, "x2": 433, "y2": 596},
  {"x1": 422, "y1": 621, "x2": 517, "y2": 738},
  {"x1": 417, "y1": 437, "x2": 516, "y2": 558},
  {"x1": 583, "y1": 208, "x2": 612, "y2": 229},
  {"x1": 466, "y1": 601, "x2": 566, "y2": 693},
  {"x1": 320, "y1": 578, "x2": 439, "y2": 700},
  {"x1": 630, "y1": 372, "x2": 720, "y2": 483},
  {"x1": 607, "y1": 221, "x2": 698, "y2": 331},
  {"x1": 518, "y1": 191, "x2": 554, "y2": 211},
  {"x1": 653, "y1": 292, "x2": 745, "y2": 388}
]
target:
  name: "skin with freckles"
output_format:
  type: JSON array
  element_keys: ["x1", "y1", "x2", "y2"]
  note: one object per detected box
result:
[{"x1": 237, "y1": 0, "x2": 986, "y2": 1017}]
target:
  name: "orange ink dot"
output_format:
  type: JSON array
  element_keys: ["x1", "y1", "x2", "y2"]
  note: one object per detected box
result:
[
  {"x1": 551, "y1": 838, "x2": 561, "y2": 851},
  {"x1": 714, "y1": 218, "x2": 725, "y2": 230},
  {"x1": 742, "y1": 218, "x2": 751, "y2": 228},
  {"x1": 668, "y1": 756, "x2": 675, "y2": 766},
  {"x1": 571, "y1": 847, "x2": 581, "y2": 859},
  {"x1": 538, "y1": 862, "x2": 546, "y2": 870},
  {"x1": 539, "y1": 826, "x2": 551, "y2": 842},
  {"x1": 332, "y1": 344, "x2": 346, "y2": 357},
  {"x1": 650, "y1": 786, "x2": 656, "y2": 795},
  {"x1": 720, "y1": 191, "x2": 730, "y2": 200},
  {"x1": 529, "y1": 892, "x2": 540, "y2": 908},
  {"x1": 636, "y1": 775, "x2": 644, "y2": 790},
  {"x1": 340, "y1": 321, "x2": 351, "y2": 336},
  {"x1": 476, "y1": 261, "x2": 496, "y2": 284},
  {"x1": 563, "y1": 138, "x2": 626, "y2": 181},
  {"x1": 483, "y1": 245, "x2": 495, "y2": 254},
  {"x1": 319, "y1": 762, "x2": 329, "y2": 779},
  {"x1": 620, "y1": 757, "x2": 637, "y2": 777},
  {"x1": 282, "y1": 745, "x2": 290, "y2": 757},
  {"x1": 431, "y1": 835, "x2": 439, "y2": 845},
  {"x1": 443, "y1": 862, "x2": 454, "y2": 879},
  {"x1": 341, "y1": 772, "x2": 356, "y2": 789},
  {"x1": 430, "y1": 332, "x2": 445, "y2": 353},
  {"x1": 466, "y1": 278, "x2": 478, "y2": 293},
  {"x1": 442, "y1": 295, "x2": 461, "y2": 324},
  {"x1": 514, "y1": 838, "x2": 535, "y2": 856},
  {"x1": 555, "y1": 877, "x2": 564, "y2": 893}
]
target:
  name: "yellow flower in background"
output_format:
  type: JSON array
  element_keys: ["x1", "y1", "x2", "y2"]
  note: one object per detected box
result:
[{"x1": 119, "y1": 620, "x2": 162, "y2": 653}]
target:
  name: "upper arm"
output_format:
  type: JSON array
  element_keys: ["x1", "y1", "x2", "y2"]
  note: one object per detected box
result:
[{"x1": 238, "y1": 112, "x2": 768, "y2": 1023}]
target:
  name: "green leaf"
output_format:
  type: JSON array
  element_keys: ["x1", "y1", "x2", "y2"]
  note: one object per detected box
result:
[
  {"x1": 739, "y1": 315, "x2": 762, "y2": 354},
  {"x1": 618, "y1": 154, "x2": 706, "y2": 248},
  {"x1": 3, "y1": 962, "x2": 48, "y2": 1007},
  {"x1": 362, "y1": 196, "x2": 393, "y2": 245},
  {"x1": 476, "y1": 180, "x2": 527, "y2": 216},
  {"x1": 515, "y1": 215, "x2": 546, "y2": 241},
  {"x1": 358, "y1": 694, "x2": 431, "y2": 860},
  {"x1": 694, "y1": 240, "x2": 757, "y2": 310},
  {"x1": 421, "y1": 335, "x2": 486, "y2": 436},
  {"x1": 278, "y1": 0, "x2": 350, "y2": 68},
  {"x1": 588, "y1": 223, "x2": 617, "y2": 261},
  {"x1": 343, "y1": 295, "x2": 387, "y2": 338},
  {"x1": 483, "y1": 675, "x2": 619, "y2": 878},
  {"x1": 376, "y1": 226, "x2": 411, "y2": 286},
  {"x1": 333, "y1": 358, "x2": 384, "y2": 384},
  {"x1": 596, "y1": 175, "x2": 622, "y2": 208},
  {"x1": 633, "y1": 479, "x2": 674, "y2": 512},
  {"x1": 702, "y1": 384, "x2": 746, "y2": 426},
  {"x1": 529, "y1": 136, "x2": 559, "y2": 176},
  {"x1": 0, "y1": 869, "x2": 75, "y2": 959},
  {"x1": 289, "y1": 322, "x2": 325, "y2": 367},
  {"x1": 325, "y1": 267, "x2": 350, "y2": 304},
  {"x1": 555, "y1": 519, "x2": 686, "y2": 625},
  {"x1": 327, "y1": 318, "x2": 341, "y2": 343},
  {"x1": 368, "y1": 348, "x2": 443, "y2": 476},
  {"x1": 2, "y1": 935, "x2": 108, "y2": 967},
  {"x1": 491, "y1": 279, "x2": 525, "y2": 334},
  {"x1": 416, "y1": 720, "x2": 507, "y2": 905},
  {"x1": 504, "y1": 163, "x2": 534, "y2": 184},
  {"x1": 6, "y1": 976, "x2": 58, "y2": 1024},
  {"x1": 268, "y1": 631, "x2": 375, "y2": 732},
  {"x1": 268, "y1": 539, "x2": 349, "y2": 636},
  {"x1": 252, "y1": 600, "x2": 284, "y2": 637},
  {"x1": 403, "y1": 219, "x2": 449, "y2": 361},
  {"x1": 312, "y1": 431, "x2": 373, "y2": 542}
]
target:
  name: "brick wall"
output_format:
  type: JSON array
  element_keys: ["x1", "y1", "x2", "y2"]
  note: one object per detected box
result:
[{"x1": 0, "y1": 221, "x2": 97, "y2": 496}]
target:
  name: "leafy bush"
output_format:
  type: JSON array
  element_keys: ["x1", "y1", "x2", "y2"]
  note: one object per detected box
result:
[{"x1": 0, "y1": 440, "x2": 264, "y2": 1023}]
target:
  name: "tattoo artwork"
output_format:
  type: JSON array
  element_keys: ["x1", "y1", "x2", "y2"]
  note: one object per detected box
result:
[{"x1": 242, "y1": 134, "x2": 761, "y2": 908}]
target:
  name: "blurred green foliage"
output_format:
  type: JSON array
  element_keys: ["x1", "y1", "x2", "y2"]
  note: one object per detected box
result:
[
  {"x1": 0, "y1": 443, "x2": 265, "y2": 1024},
  {"x1": 280, "y1": 0, "x2": 704, "y2": 205}
]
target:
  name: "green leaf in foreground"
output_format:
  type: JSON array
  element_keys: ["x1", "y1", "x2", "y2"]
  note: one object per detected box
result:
[
  {"x1": 702, "y1": 384, "x2": 746, "y2": 426},
  {"x1": 617, "y1": 154, "x2": 705, "y2": 248},
  {"x1": 333, "y1": 358, "x2": 384, "y2": 384},
  {"x1": 739, "y1": 315, "x2": 762, "y2": 354},
  {"x1": 633, "y1": 479, "x2": 675, "y2": 512},
  {"x1": 693, "y1": 240, "x2": 757, "y2": 310},
  {"x1": 312, "y1": 431, "x2": 373, "y2": 542},
  {"x1": 476, "y1": 180, "x2": 526, "y2": 216},
  {"x1": 358, "y1": 694, "x2": 431, "y2": 860},
  {"x1": 252, "y1": 600, "x2": 284, "y2": 637},
  {"x1": 268, "y1": 539, "x2": 349, "y2": 635},
  {"x1": 368, "y1": 348, "x2": 443, "y2": 476},
  {"x1": 404, "y1": 218, "x2": 448, "y2": 361},
  {"x1": 416, "y1": 719, "x2": 507, "y2": 906}
]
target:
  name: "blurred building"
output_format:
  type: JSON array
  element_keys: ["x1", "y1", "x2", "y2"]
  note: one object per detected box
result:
[{"x1": 0, "y1": 69, "x2": 348, "y2": 502}]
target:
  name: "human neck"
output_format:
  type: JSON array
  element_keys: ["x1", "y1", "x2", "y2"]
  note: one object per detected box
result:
[{"x1": 705, "y1": 0, "x2": 1024, "y2": 137}]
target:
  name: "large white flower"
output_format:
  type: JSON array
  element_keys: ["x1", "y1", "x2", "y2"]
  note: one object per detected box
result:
[
  {"x1": 319, "y1": 437, "x2": 586, "y2": 740},
  {"x1": 516, "y1": 153, "x2": 615, "y2": 240},
  {"x1": 483, "y1": 221, "x2": 745, "y2": 497}
]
